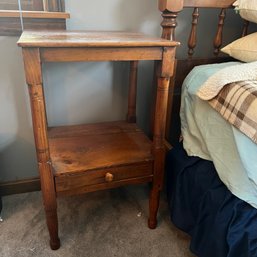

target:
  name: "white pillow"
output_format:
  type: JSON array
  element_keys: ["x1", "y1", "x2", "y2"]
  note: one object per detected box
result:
[
  {"x1": 221, "y1": 32, "x2": 257, "y2": 62},
  {"x1": 233, "y1": 0, "x2": 257, "y2": 23}
]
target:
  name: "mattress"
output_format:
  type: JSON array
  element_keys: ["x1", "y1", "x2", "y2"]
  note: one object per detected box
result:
[{"x1": 180, "y1": 62, "x2": 257, "y2": 208}]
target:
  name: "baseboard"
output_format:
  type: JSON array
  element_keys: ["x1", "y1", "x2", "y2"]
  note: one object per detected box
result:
[{"x1": 0, "y1": 177, "x2": 41, "y2": 196}]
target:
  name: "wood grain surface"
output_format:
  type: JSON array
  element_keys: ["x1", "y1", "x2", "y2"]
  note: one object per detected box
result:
[
  {"x1": 48, "y1": 121, "x2": 153, "y2": 176},
  {"x1": 17, "y1": 30, "x2": 179, "y2": 47}
]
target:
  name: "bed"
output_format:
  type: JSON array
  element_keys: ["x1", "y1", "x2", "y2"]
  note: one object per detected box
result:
[{"x1": 161, "y1": 0, "x2": 257, "y2": 256}]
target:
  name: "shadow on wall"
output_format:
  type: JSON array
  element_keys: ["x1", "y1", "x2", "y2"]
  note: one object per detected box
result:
[
  {"x1": 44, "y1": 0, "x2": 162, "y2": 128},
  {"x1": 66, "y1": 0, "x2": 161, "y2": 34},
  {"x1": 0, "y1": 36, "x2": 38, "y2": 181},
  {"x1": 111, "y1": 61, "x2": 129, "y2": 121},
  {"x1": 43, "y1": 61, "x2": 130, "y2": 126},
  {"x1": 115, "y1": 0, "x2": 161, "y2": 35},
  {"x1": 0, "y1": 136, "x2": 37, "y2": 182},
  {"x1": 114, "y1": 0, "x2": 161, "y2": 134}
]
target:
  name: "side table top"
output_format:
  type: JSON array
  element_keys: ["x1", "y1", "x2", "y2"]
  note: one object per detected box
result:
[{"x1": 17, "y1": 30, "x2": 179, "y2": 48}]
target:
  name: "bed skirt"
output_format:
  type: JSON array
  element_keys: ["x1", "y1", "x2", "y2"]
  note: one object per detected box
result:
[{"x1": 166, "y1": 143, "x2": 257, "y2": 257}]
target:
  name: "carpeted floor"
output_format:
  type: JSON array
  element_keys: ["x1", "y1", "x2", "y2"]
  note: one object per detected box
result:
[{"x1": 0, "y1": 185, "x2": 195, "y2": 257}]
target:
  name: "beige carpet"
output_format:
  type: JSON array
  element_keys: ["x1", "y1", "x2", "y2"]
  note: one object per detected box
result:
[{"x1": 0, "y1": 185, "x2": 195, "y2": 257}]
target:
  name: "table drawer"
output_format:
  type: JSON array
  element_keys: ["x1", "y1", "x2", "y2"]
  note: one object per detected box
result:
[{"x1": 55, "y1": 161, "x2": 153, "y2": 196}]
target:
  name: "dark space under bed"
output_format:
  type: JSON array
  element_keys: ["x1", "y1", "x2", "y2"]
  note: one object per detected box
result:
[{"x1": 166, "y1": 142, "x2": 257, "y2": 257}]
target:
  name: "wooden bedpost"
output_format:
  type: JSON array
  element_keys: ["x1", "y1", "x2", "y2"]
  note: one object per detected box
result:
[
  {"x1": 148, "y1": 0, "x2": 182, "y2": 228},
  {"x1": 158, "y1": 0, "x2": 183, "y2": 144},
  {"x1": 159, "y1": 0, "x2": 184, "y2": 40}
]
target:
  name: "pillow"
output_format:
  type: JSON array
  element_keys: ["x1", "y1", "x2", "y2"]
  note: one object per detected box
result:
[
  {"x1": 233, "y1": 0, "x2": 257, "y2": 23},
  {"x1": 221, "y1": 32, "x2": 257, "y2": 62}
]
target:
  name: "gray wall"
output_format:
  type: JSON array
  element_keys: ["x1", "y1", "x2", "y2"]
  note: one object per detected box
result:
[{"x1": 0, "y1": 0, "x2": 243, "y2": 182}]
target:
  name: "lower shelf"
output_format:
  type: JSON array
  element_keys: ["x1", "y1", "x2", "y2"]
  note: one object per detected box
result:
[{"x1": 48, "y1": 121, "x2": 154, "y2": 196}]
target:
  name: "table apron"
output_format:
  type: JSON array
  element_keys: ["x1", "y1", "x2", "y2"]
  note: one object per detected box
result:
[{"x1": 40, "y1": 46, "x2": 167, "y2": 62}]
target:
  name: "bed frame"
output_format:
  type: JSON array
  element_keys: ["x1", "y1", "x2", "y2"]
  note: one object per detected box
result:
[{"x1": 159, "y1": 0, "x2": 251, "y2": 146}]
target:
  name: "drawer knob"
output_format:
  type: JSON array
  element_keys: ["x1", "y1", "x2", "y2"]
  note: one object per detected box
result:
[{"x1": 105, "y1": 172, "x2": 114, "y2": 182}]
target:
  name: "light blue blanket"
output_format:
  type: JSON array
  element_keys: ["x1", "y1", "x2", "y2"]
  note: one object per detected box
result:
[{"x1": 180, "y1": 62, "x2": 257, "y2": 208}]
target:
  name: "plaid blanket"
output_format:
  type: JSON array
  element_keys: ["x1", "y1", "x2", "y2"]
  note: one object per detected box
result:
[
  {"x1": 197, "y1": 61, "x2": 257, "y2": 144},
  {"x1": 208, "y1": 80, "x2": 257, "y2": 144}
]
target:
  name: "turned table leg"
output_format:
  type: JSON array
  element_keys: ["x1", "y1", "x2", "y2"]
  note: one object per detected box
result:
[
  {"x1": 38, "y1": 162, "x2": 60, "y2": 250},
  {"x1": 148, "y1": 47, "x2": 175, "y2": 229},
  {"x1": 148, "y1": 77, "x2": 169, "y2": 229},
  {"x1": 23, "y1": 48, "x2": 60, "y2": 250}
]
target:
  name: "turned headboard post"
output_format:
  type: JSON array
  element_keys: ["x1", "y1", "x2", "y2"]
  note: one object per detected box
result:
[
  {"x1": 213, "y1": 8, "x2": 227, "y2": 56},
  {"x1": 158, "y1": 0, "x2": 183, "y2": 146},
  {"x1": 162, "y1": 0, "x2": 247, "y2": 145},
  {"x1": 159, "y1": 0, "x2": 184, "y2": 40}
]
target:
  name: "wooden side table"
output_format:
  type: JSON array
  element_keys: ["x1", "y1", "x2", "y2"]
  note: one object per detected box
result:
[{"x1": 18, "y1": 30, "x2": 178, "y2": 250}]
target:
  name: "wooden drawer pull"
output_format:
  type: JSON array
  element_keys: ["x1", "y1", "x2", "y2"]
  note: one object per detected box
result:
[{"x1": 105, "y1": 172, "x2": 114, "y2": 182}]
